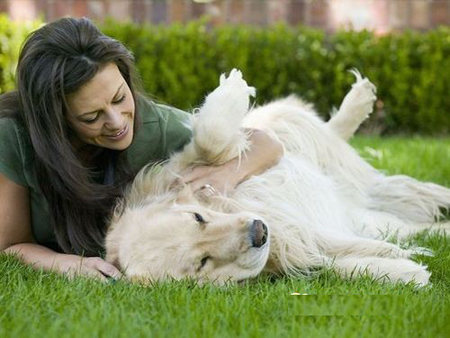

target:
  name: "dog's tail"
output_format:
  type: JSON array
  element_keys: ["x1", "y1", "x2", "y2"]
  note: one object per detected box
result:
[{"x1": 369, "y1": 175, "x2": 450, "y2": 223}]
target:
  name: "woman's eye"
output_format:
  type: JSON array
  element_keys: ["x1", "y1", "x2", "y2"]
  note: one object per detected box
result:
[
  {"x1": 82, "y1": 114, "x2": 99, "y2": 123},
  {"x1": 112, "y1": 94, "x2": 126, "y2": 104},
  {"x1": 194, "y1": 213, "x2": 205, "y2": 223}
]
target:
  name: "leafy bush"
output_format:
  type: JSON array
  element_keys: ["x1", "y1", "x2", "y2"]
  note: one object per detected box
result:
[
  {"x1": 0, "y1": 15, "x2": 41, "y2": 93},
  {"x1": 102, "y1": 20, "x2": 450, "y2": 134},
  {"x1": 1, "y1": 15, "x2": 449, "y2": 134}
]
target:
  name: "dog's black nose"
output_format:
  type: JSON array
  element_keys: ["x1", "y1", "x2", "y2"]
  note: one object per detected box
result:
[{"x1": 250, "y1": 219, "x2": 268, "y2": 248}]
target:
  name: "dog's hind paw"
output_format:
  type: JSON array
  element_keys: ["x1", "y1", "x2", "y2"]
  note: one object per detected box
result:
[
  {"x1": 408, "y1": 268, "x2": 431, "y2": 288},
  {"x1": 328, "y1": 69, "x2": 378, "y2": 140},
  {"x1": 343, "y1": 69, "x2": 377, "y2": 119}
]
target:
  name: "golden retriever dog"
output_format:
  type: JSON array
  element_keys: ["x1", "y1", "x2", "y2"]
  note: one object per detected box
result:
[{"x1": 105, "y1": 69, "x2": 450, "y2": 286}]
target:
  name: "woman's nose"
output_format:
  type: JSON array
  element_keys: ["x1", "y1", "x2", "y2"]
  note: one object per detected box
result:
[{"x1": 104, "y1": 107, "x2": 123, "y2": 129}]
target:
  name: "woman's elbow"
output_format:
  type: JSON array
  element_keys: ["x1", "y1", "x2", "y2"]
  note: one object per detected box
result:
[
  {"x1": 271, "y1": 134, "x2": 284, "y2": 162},
  {"x1": 257, "y1": 129, "x2": 284, "y2": 162}
]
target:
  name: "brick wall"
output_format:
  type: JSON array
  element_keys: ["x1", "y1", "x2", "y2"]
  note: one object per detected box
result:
[{"x1": 2, "y1": 0, "x2": 449, "y2": 31}]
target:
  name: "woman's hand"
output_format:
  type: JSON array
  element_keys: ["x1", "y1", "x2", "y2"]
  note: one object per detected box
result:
[
  {"x1": 181, "y1": 129, "x2": 283, "y2": 195},
  {"x1": 4, "y1": 243, "x2": 122, "y2": 282},
  {"x1": 53, "y1": 254, "x2": 123, "y2": 281},
  {"x1": 180, "y1": 161, "x2": 241, "y2": 195}
]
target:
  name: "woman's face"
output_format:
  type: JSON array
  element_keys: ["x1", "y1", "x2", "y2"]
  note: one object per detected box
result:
[{"x1": 66, "y1": 62, "x2": 135, "y2": 151}]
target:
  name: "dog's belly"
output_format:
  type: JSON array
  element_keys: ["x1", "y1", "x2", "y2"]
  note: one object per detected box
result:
[{"x1": 232, "y1": 155, "x2": 353, "y2": 235}]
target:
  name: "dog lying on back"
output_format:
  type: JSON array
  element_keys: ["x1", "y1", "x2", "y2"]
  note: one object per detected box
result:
[{"x1": 106, "y1": 69, "x2": 450, "y2": 286}]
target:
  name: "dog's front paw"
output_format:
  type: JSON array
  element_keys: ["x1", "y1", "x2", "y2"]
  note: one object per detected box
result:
[
  {"x1": 193, "y1": 69, "x2": 255, "y2": 162},
  {"x1": 219, "y1": 69, "x2": 256, "y2": 97},
  {"x1": 202, "y1": 69, "x2": 256, "y2": 118}
]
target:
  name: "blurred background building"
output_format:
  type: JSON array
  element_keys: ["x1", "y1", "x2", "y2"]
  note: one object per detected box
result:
[{"x1": 1, "y1": 0, "x2": 449, "y2": 33}]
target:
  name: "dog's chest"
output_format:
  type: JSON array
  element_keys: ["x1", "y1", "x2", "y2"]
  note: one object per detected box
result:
[{"x1": 230, "y1": 156, "x2": 349, "y2": 232}]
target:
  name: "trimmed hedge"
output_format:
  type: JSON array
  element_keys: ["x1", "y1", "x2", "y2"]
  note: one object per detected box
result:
[{"x1": 1, "y1": 15, "x2": 449, "y2": 134}]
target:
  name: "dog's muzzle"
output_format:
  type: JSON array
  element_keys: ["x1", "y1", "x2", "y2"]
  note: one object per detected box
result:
[{"x1": 249, "y1": 219, "x2": 268, "y2": 248}]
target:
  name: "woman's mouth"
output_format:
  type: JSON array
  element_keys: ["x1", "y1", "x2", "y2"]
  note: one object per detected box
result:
[{"x1": 104, "y1": 124, "x2": 129, "y2": 141}]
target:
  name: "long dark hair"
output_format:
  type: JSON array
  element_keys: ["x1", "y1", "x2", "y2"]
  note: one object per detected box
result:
[{"x1": 3, "y1": 17, "x2": 143, "y2": 256}]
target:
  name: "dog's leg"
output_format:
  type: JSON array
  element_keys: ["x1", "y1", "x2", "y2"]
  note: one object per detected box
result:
[
  {"x1": 128, "y1": 70, "x2": 257, "y2": 200},
  {"x1": 332, "y1": 256, "x2": 430, "y2": 287},
  {"x1": 390, "y1": 221, "x2": 450, "y2": 239},
  {"x1": 325, "y1": 71, "x2": 449, "y2": 222},
  {"x1": 190, "y1": 69, "x2": 256, "y2": 164},
  {"x1": 349, "y1": 208, "x2": 450, "y2": 240},
  {"x1": 327, "y1": 70, "x2": 377, "y2": 141},
  {"x1": 322, "y1": 235, "x2": 433, "y2": 259},
  {"x1": 156, "y1": 69, "x2": 256, "y2": 183}
]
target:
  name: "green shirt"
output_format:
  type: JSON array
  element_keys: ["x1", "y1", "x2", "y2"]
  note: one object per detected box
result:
[{"x1": 0, "y1": 99, "x2": 192, "y2": 249}]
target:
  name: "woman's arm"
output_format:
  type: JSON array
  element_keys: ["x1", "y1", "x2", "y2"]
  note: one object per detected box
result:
[
  {"x1": 0, "y1": 173, "x2": 122, "y2": 280},
  {"x1": 181, "y1": 129, "x2": 283, "y2": 194}
]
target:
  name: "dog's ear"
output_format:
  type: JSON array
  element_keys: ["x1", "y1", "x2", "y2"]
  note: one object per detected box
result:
[{"x1": 169, "y1": 177, "x2": 185, "y2": 192}]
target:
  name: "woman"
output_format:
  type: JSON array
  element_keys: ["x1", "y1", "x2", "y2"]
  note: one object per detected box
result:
[{"x1": 0, "y1": 18, "x2": 282, "y2": 280}]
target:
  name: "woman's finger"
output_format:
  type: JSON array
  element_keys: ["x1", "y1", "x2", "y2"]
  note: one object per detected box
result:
[
  {"x1": 97, "y1": 262, "x2": 123, "y2": 279},
  {"x1": 89, "y1": 257, "x2": 123, "y2": 279},
  {"x1": 199, "y1": 184, "x2": 217, "y2": 197},
  {"x1": 66, "y1": 265, "x2": 108, "y2": 282},
  {"x1": 189, "y1": 179, "x2": 210, "y2": 193},
  {"x1": 82, "y1": 267, "x2": 108, "y2": 281}
]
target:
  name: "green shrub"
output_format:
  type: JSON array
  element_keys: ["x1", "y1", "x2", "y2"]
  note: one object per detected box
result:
[
  {"x1": 1, "y1": 15, "x2": 449, "y2": 134},
  {"x1": 0, "y1": 15, "x2": 41, "y2": 93},
  {"x1": 102, "y1": 20, "x2": 450, "y2": 134}
]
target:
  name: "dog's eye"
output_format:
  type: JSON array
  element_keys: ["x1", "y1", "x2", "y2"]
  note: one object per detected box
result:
[
  {"x1": 194, "y1": 213, "x2": 205, "y2": 223},
  {"x1": 200, "y1": 256, "x2": 210, "y2": 268},
  {"x1": 196, "y1": 256, "x2": 211, "y2": 272}
]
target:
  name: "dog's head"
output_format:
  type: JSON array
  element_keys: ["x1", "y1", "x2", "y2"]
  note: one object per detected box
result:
[{"x1": 106, "y1": 186, "x2": 270, "y2": 284}]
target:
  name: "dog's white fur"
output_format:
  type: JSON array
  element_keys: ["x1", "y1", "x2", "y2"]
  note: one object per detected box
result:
[{"x1": 106, "y1": 69, "x2": 450, "y2": 286}]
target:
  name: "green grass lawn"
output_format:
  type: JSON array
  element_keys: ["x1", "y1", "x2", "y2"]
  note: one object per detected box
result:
[{"x1": 1, "y1": 136, "x2": 450, "y2": 338}]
